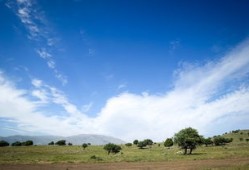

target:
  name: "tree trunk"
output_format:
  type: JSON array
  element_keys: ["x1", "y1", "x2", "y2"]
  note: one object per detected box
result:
[
  {"x1": 189, "y1": 148, "x2": 192, "y2": 154},
  {"x1": 183, "y1": 148, "x2": 187, "y2": 155}
]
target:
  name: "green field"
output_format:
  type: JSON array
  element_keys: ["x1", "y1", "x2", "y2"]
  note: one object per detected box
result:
[{"x1": 0, "y1": 130, "x2": 249, "y2": 170}]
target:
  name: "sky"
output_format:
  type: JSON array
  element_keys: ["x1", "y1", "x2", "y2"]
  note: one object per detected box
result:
[{"x1": 0, "y1": 0, "x2": 249, "y2": 142}]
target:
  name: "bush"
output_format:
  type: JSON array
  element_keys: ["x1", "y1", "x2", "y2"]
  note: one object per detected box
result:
[
  {"x1": 68, "y1": 142, "x2": 73, "y2": 146},
  {"x1": 0, "y1": 140, "x2": 9, "y2": 147}
]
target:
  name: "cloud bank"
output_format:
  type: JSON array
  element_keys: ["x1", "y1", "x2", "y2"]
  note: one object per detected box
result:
[{"x1": 1, "y1": 39, "x2": 249, "y2": 141}]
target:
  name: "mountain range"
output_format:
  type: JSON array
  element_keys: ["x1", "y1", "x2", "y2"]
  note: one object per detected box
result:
[{"x1": 0, "y1": 134, "x2": 126, "y2": 145}]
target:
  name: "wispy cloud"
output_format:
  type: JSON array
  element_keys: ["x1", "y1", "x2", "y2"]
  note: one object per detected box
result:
[
  {"x1": 6, "y1": 0, "x2": 67, "y2": 85},
  {"x1": 0, "y1": 39, "x2": 249, "y2": 141}
]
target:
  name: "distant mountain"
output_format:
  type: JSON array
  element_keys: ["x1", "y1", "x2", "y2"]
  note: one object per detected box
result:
[{"x1": 0, "y1": 134, "x2": 126, "y2": 145}]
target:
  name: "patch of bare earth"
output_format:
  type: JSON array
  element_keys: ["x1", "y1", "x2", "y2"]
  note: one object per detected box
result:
[{"x1": 0, "y1": 158, "x2": 249, "y2": 170}]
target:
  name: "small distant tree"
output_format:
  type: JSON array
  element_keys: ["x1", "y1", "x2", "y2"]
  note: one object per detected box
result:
[
  {"x1": 82, "y1": 143, "x2": 88, "y2": 149},
  {"x1": 0, "y1": 140, "x2": 9, "y2": 147},
  {"x1": 174, "y1": 127, "x2": 201, "y2": 155},
  {"x1": 48, "y1": 141, "x2": 54, "y2": 145},
  {"x1": 68, "y1": 142, "x2": 73, "y2": 146},
  {"x1": 55, "y1": 140, "x2": 66, "y2": 146},
  {"x1": 12, "y1": 141, "x2": 22, "y2": 146},
  {"x1": 164, "y1": 138, "x2": 173, "y2": 147},
  {"x1": 87, "y1": 143, "x2": 91, "y2": 146},
  {"x1": 103, "y1": 143, "x2": 121, "y2": 155},
  {"x1": 133, "y1": 139, "x2": 138, "y2": 145}
]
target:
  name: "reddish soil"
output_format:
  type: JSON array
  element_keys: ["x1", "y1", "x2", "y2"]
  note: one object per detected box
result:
[{"x1": 1, "y1": 157, "x2": 249, "y2": 170}]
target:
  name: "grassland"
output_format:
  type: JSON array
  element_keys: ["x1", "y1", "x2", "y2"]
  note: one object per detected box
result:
[{"x1": 0, "y1": 130, "x2": 249, "y2": 169}]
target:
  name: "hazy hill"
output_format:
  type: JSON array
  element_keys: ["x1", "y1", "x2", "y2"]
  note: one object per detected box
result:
[{"x1": 0, "y1": 134, "x2": 125, "y2": 145}]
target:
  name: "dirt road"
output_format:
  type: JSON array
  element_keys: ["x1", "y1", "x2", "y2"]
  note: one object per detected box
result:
[{"x1": 1, "y1": 157, "x2": 249, "y2": 170}]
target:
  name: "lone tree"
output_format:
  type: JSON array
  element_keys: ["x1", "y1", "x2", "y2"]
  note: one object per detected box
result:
[
  {"x1": 103, "y1": 143, "x2": 121, "y2": 155},
  {"x1": 174, "y1": 127, "x2": 201, "y2": 155},
  {"x1": 164, "y1": 138, "x2": 173, "y2": 147}
]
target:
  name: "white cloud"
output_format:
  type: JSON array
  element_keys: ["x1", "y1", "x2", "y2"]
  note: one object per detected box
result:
[{"x1": 1, "y1": 40, "x2": 249, "y2": 141}]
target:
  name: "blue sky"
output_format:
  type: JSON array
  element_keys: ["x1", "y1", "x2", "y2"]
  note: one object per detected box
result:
[{"x1": 0, "y1": 0, "x2": 249, "y2": 141}]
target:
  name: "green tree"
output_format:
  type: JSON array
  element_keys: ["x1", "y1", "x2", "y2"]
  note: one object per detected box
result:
[
  {"x1": 0, "y1": 140, "x2": 9, "y2": 147},
  {"x1": 164, "y1": 138, "x2": 173, "y2": 147},
  {"x1": 82, "y1": 143, "x2": 88, "y2": 149},
  {"x1": 133, "y1": 139, "x2": 138, "y2": 145},
  {"x1": 55, "y1": 140, "x2": 66, "y2": 146},
  {"x1": 103, "y1": 143, "x2": 121, "y2": 154},
  {"x1": 174, "y1": 127, "x2": 201, "y2": 155}
]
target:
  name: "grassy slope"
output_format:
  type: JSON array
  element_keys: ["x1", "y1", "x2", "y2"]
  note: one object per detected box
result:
[{"x1": 222, "y1": 129, "x2": 249, "y2": 144}]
